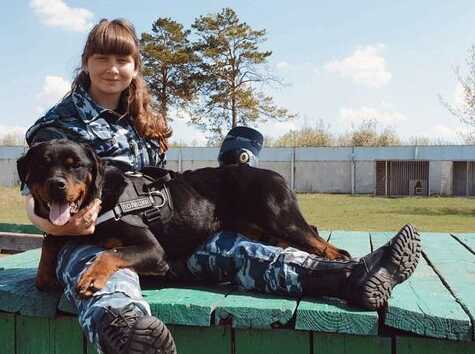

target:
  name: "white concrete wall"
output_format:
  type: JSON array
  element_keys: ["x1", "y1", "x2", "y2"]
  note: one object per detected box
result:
[
  {"x1": 429, "y1": 161, "x2": 453, "y2": 195},
  {"x1": 355, "y1": 161, "x2": 376, "y2": 194},
  {"x1": 295, "y1": 161, "x2": 352, "y2": 193},
  {"x1": 3, "y1": 146, "x2": 475, "y2": 194}
]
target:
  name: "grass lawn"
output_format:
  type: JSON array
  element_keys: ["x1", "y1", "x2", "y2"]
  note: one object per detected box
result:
[{"x1": 1, "y1": 186, "x2": 474, "y2": 233}]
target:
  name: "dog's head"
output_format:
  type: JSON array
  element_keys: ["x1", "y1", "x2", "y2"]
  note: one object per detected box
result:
[{"x1": 17, "y1": 139, "x2": 104, "y2": 225}]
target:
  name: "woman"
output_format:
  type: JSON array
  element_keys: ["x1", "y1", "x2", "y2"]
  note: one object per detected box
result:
[{"x1": 24, "y1": 18, "x2": 421, "y2": 354}]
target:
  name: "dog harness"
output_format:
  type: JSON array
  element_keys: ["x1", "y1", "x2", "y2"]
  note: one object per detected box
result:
[{"x1": 96, "y1": 168, "x2": 174, "y2": 226}]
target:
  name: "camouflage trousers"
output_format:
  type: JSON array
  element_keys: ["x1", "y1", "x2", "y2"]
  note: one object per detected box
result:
[{"x1": 56, "y1": 231, "x2": 315, "y2": 353}]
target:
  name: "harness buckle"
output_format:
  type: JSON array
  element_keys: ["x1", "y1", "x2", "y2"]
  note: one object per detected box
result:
[
  {"x1": 148, "y1": 190, "x2": 166, "y2": 208},
  {"x1": 143, "y1": 207, "x2": 161, "y2": 224}
]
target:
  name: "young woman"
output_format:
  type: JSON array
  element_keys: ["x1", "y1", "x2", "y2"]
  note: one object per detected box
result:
[{"x1": 24, "y1": 18, "x2": 421, "y2": 354}]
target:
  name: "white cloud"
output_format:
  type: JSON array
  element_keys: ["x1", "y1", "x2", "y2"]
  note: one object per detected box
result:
[
  {"x1": 339, "y1": 106, "x2": 406, "y2": 127},
  {"x1": 324, "y1": 44, "x2": 392, "y2": 88},
  {"x1": 30, "y1": 0, "x2": 94, "y2": 32},
  {"x1": 276, "y1": 61, "x2": 290, "y2": 71},
  {"x1": 36, "y1": 75, "x2": 71, "y2": 113}
]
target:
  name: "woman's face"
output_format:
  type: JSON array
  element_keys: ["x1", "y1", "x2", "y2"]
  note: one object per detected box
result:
[{"x1": 86, "y1": 53, "x2": 137, "y2": 103}]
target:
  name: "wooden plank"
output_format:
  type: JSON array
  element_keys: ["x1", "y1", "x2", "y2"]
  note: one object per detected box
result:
[
  {"x1": 0, "y1": 247, "x2": 42, "y2": 269},
  {"x1": 314, "y1": 333, "x2": 391, "y2": 354},
  {"x1": 0, "y1": 223, "x2": 41, "y2": 234},
  {"x1": 395, "y1": 336, "x2": 475, "y2": 354},
  {"x1": 215, "y1": 291, "x2": 297, "y2": 328},
  {"x1": 295, "y1": 231, "x2": 379, "y2": 335},
  {"x1": 452, "y1": 233, "x2": 475, "y2": 255},
  {"x1": 371, "y1": 232, "x2": 472, "y2": 341},
  {"x1": 0, "y1": 312, "x2": 15, "y2": 354},
  {"x1": 0, "y1": 232, "x2": 43, "y2": 251},
  {"x1": 420, "y1": 232, "x2": 475, "y2": 340},
  {"x1": 58, "y1": 294, "x2": 77, "y2": 314},
  {"x1": 143, "y1": 287, "x2": 227, "y2": 327},
  {"x1": 16, "y1": 315, "x2": 52, "y2": 354},
  {"x1": 235, "y1": 328, "x2": 310, "y2": 354},
  {"x1": 169, "y1": 325, "x2": 231, "y2": 354},
  {"x1": 0, "y1": 249, "x2": 61, "y2": 317},
  {"x1": 52, "y1": 316, "x2": 84, "y2": 354}
]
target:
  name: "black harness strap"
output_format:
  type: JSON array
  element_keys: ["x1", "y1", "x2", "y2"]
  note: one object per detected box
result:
[{"x1": 96, "y1": 169, "x2": 173, "y2": 226}]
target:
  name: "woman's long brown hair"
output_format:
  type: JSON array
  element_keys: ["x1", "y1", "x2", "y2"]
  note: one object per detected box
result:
[{"x1": 71, "y1": 18, "x2": 171, "y2": 152}]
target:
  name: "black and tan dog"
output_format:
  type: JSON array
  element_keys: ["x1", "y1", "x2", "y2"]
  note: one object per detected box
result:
[{"x1": 18, "y1": 139, "x2": 350, "y2": 296}]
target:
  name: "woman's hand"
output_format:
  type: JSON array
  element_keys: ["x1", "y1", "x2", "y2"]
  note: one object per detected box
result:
[{"x1": 25, "y1": 195, "x2": 102, "y2": 236}]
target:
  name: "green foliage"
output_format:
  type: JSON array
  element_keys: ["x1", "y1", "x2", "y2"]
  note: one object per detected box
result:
[
  {"x1": 190, "y1": 8, "x2": 296, "y2": 142},
  {"x1": 141, "y1": 18, "x2": 199, "y2": 120},
  {"x1": 271, "y1": 121, "x2": 334, "y2": 147},
  {"x1": 338, "y1": 119, "x2": 400, "y2": 147}
]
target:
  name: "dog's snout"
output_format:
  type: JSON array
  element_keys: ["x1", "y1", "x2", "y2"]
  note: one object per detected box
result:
[{"x1": 48, "y1": 178, "x2": 67, "y2": 192}]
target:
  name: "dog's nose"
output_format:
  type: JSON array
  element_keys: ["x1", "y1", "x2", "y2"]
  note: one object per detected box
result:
[{"x1": 48, "y1": 178, "x2": 67, "y2": 191}]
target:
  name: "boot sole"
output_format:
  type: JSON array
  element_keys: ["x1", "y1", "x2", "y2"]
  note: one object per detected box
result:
[
  {"x1": 362, "y1": 224, "x2": 421, "y2": 310},
  {"x1": 127, "y1": 316, "x2": 177, "y2": 354}
]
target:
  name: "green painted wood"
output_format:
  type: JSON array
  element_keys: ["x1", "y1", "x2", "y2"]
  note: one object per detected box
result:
[
  {"x1": 52, "y1": 316, "x2": 84, "y2": 354},
  {"x1": 16, "y1": 315, "x2": 52, "y2": 354},
  {"x1": 143, "y1": 287, "x2": 227, "y2": 326},
  {"x1": 169, "y1": 325, "x2": 231, "y2": 354},
  {"x1": 295, "y1": 231, "x2": 379, "y2": 335},
  {"x1": 452, "y1": 233, "x2": 475, "y2": 254},
  {"x1": 0, "y1": 247, "x2": 41, "y2": 269},
  {"x1": 235, "y1": 328, "x2": 310, "y2": 354},
  {"x1": 215, "y1": 291, "x2": 297, "y2": 328},
  {"x1": 296, "y1": 298, "x2": 379, "y2": 335},
  {"x1": 58, "y1": 294, "x2": 78, "y2": 314},
  {"x1": 420, "y1": 232, "x2": 475, "y2": 340},
  {"x1": 0, "y1": 312, "x2": 15, "y2": 354},
  {"x1": 0, "y1": 249, "x2": 61, "y2": 317},
  {"x1": 371, "y1": 232, "x2": 472, "y2": 341},
  {"x1": 314, "y1": 332, "x2": 391, "y2": 354},
  {"x1": 0, "y1": 223, "x2": 41, "y2": 234},
  {"x1": 328, "y1": 231, "x2": 373, "y2": 258},
  {"x1": 395, "y1": 336, "x2": 475, "y2": 354}
]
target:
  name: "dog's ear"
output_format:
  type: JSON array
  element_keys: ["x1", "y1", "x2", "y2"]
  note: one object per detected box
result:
[
  {"x1": 82, "y1": 143, "x2": 104, "y2": 202},
  {"x1": 17, "y1": 151, "x2": 31, "y2": 186}
]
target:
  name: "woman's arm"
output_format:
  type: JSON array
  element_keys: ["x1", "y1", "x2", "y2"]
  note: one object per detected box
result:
[{"x1": 24, "y1": 195, "x2": 101, "y2": 236}]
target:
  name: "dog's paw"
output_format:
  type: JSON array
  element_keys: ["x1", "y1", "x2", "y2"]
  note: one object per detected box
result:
[
  {"x1": 324, "y1": 246, "x2": 352, "y2": 261},
  {"x1": 76, "y1": 268, "x2": 108, "y2": 297}
]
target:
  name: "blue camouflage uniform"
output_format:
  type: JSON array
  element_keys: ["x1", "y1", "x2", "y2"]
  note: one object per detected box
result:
[{"x1": 26, "y1": 87, "x2": 319, "y2": 353}]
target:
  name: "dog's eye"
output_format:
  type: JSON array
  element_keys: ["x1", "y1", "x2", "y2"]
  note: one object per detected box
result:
[{"x1": 64, "y1": 158, "x2": 81, "y2": 169}]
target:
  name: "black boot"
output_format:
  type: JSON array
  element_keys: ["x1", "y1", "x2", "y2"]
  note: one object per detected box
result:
[
  {"x1": 301, "y1": 224, "x2": 421, "y2": 310},
  {"x1": 346, "y1": 224, "x2": 421, "y2": 310},
  {"x1": 99, "y1": 303, "x2": 177, "y2": 354}
]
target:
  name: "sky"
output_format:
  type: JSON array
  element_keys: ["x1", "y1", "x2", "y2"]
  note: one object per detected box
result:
[{"x1": 2, "y1": 1, "x2": 475, "y2": 145}]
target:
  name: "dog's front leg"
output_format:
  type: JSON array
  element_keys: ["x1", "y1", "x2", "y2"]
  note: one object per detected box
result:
[
  {"x1": 76, "y1": 231, "x2": 169, "y2": 297},
  {"x1": 36, "y1": 236, "x2": 68, "y2": 291}
]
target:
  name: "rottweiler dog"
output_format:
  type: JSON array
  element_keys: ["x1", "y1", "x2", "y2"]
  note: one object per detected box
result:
[{"x1": 18, "y1": 139, "x2": 350, "y2": 296}]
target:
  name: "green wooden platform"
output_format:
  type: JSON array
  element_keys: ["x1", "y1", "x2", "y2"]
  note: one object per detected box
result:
[{"x1": 0, "y1": 226, "x2": 474, "y2": 354}]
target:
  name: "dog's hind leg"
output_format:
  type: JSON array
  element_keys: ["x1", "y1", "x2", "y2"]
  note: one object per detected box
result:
[
  {"x1": 251, "y1": 184, "x2": 351, "y2": 260},
  {"x1": 76, "y1": 231, "x2": 169, "y2": 297}
]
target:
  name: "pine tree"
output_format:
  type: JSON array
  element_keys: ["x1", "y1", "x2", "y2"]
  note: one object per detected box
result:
[
  {"x1": 191, "y1": 8, "x2": 296, "y2": 141},
  {"x1": 141, "y1": 18, "x2": 199, "y2": 120}
]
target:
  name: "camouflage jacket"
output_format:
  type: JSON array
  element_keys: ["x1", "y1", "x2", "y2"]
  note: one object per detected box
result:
[{"x1": 26, "y1": 86, "x2": 166, "y2": 170}]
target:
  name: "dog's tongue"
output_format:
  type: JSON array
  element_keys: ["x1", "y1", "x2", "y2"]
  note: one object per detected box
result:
[{"x1": 49, "y1": 203, "x2": 71, "y2": 226}]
